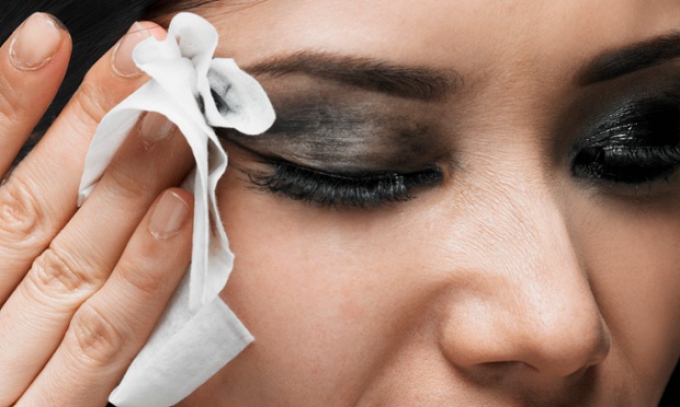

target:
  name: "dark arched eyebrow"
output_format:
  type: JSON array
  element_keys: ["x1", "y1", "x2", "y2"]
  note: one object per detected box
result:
[
  {"x1": 243, "y1": 51, "x2": 460, "y2": 101},
  {"x1": 577, "y1": 32, "x2": 680, "y2": 85}
]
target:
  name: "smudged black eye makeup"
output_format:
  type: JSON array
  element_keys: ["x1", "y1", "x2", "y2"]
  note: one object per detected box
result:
[
  {"x1": 216, "y1": 89, "x2": 450, "y2": 209},
  {"x1": 571, "y1": 93, "x2": 680, "y2": 186}
]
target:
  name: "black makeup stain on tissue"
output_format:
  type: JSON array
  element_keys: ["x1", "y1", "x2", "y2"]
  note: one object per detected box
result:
[
  {"x1": 211, "y1": 85, "x2": 233, "y2": 116},
  {"x1": 196, "y1": 93, "x2": 206, "y2": 115}
]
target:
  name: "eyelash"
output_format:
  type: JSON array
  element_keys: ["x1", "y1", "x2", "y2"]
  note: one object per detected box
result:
[
  {"x1": 250, "y1": 160, "x2": 444, "y2": 209},
  {"x1": 571, "y1": 96, "x2": 680, "y2": 187}
]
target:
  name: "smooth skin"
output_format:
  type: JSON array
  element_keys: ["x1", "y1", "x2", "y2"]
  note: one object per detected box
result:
[{"x1": 0, "y1": 14, "x2": 195, "y2": 406}]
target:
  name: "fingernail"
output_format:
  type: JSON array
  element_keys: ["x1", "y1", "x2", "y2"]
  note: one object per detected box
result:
[
  {"x1": 112, "y1": 22, "x2": 151, "y2": 78},
  {"x1": 9, "y1": 13, "x2": 65, "y2": 71},
  {"x1": 138, "y1": 112, "x2": 176, "y2": 147},
  {"x1": 149, "y1": 191, "x2": 191, "y2": 239}
]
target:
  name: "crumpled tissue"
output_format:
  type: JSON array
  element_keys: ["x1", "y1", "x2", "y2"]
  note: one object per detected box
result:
[{"x1": 77, "y1": 12, "x2": 275, "y2": 407}]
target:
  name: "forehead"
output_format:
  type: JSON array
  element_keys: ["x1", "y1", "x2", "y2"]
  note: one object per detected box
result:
[{"x1": 196, "y1": 0, "x2": 680, "y2": 78}]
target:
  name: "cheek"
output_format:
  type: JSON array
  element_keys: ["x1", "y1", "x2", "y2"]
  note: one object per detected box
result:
[
  {"x1": 566, "y1": 193, "x2": 680, "y2": 391},
  {"x1": 212, "y1": 171, "x2": 436, "y2": 403}
]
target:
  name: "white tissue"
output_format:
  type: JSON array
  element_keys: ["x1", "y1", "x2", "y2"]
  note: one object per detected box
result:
[{"x1": 77, "y1": 13, "x2": 275, "y2": 407}]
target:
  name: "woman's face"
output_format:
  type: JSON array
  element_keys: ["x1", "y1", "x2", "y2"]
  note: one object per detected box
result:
[{"x1": 177, "y1": 0, "x2": 680, "y2": 405}]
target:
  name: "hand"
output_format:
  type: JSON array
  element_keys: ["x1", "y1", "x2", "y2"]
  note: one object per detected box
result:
[{"x1": 0, "y1": 13, "x2": 195, "y2": 406}]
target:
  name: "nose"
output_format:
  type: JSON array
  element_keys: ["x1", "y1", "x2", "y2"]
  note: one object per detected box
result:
[{"x1": 437, "y1": 184, "x2": 611, "y2": 379}]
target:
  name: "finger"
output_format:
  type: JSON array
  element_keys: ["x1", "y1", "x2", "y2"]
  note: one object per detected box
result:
[
  {"x1": 0, "y1": 12, "x2": 71, "y2": 175},
  {"x1": 0, "y1": 111, "x2": 193, "y2": 403},
  {"x1": 0, "y1": 21, "x2": 165, "y2": 303},
  {"x1": 17, "y1": 189, "x2": 193, "y2": 407}
]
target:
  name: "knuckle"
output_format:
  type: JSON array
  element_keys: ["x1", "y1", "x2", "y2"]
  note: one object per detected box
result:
[
  {"x1": 0, "y1": 74, "x2": 22, "y2": 122},
  {"x1": 67, "y1": 303, "x2": 125, "y2": 366},
  {"x1": 0, "y1": 174, "x2": 49, "y2": 243},
  {"x1": 116, "y1": 252, "x2": 170, "y2": 297},
  {"x1": 0, "y1": 97, "x2": 20, "y2": 127},
  {"x1": 70, "y1": 76, "x2": 111, "y2": 130},
  {"x1": 103, "y1": 162, "x2": 150, "y2": 201},
  {"x1": 24, "y1": 245, "x2": 102, "y2": 301}
]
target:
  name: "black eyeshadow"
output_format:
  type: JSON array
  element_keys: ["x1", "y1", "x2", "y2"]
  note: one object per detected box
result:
[
  {"x1": 571, "y1": 92, "x2": 680, "y2": 185},
  {"x1": 573, "y1": 93, "x2": 680, "y2": 154},
  {"x1": 216, "y1": 94, "x2": 450, "y2": 173}
]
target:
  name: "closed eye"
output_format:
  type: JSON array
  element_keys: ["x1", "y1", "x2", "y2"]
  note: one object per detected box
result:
[{"x1": 248, "y1": 159, "x2": 444, "y2": 209}]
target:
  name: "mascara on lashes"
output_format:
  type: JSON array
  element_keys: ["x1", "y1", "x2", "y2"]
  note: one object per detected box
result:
[
  {"x1": 250, "y1": 160, "x2": 444, "y2": 208},
  {"x1": 571, "y1": 93, "x2": 680, "y2": 184}
]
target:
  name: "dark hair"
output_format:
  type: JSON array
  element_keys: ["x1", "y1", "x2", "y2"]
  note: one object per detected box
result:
[
  {"x1": 661, "y1": 365, "x2": 679, "y2": 406},
  {"x1": 0, "y1": 1, "x2": 678, "y2": 404}
]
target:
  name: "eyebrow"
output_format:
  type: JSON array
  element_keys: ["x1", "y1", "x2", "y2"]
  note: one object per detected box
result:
[
  {"x1": 244, "y1": 51, "x2": 460, "y2": 101},
  {"x1": 578, "y1": 32, "x2": 680, "y2": 85}
]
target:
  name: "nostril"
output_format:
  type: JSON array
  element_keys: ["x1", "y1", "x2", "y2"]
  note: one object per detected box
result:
[
  {"x1": 459, "y1": 359, "x2": 583, "y2": 387},
  {"x1": 461, "y1": 361, "x2": 524, "y2": 386}
]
